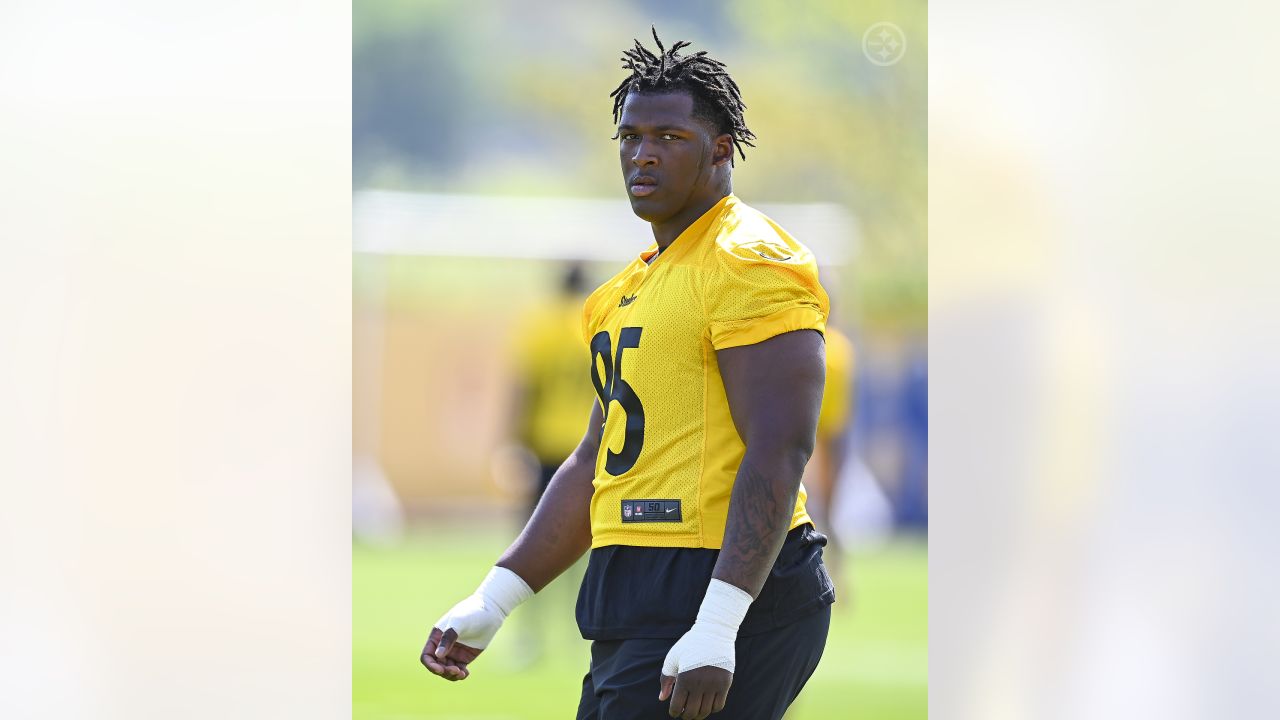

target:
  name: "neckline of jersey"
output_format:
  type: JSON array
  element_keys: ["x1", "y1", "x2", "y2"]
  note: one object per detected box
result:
[{"x1": 638, "y1": 193, "x2": 738, "y2": 268}]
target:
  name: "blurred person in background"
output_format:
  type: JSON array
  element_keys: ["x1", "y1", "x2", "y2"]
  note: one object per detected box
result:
[
  {"x1": 800, "y1": 267, "x2": 896, "y2": 579},
  {"x1": 511, "y1": 261, "x2": 597, "y2": 516},
  {"x1": 801, "y1": 322, "x2": 855, "y2": 587},
  {"x1": 421, "y1": 30, "x2": 835, "y2": 720},
  {"x1": 898, "y1": 353, "x2": 928, "y2": 530},
  {"x1": 505, "y1": 260, "x2": 596, "y2": 663},
  {"x1": 352, "y1": 454, "x2": 405, "y2": 545}
]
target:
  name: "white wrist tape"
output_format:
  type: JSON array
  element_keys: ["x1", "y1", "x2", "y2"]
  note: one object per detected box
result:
[
  {"x1": 476, "y1": 566, "x2": 534, "y2": 617},
  {"x1": 661, "y1": 579, "x2": 753, "y2": 676},
  {"x1": 695, "y1": 578, "x2": 753, "y2": 632},
  {"x1": 434, "y1": 566, "x2": 533, "y2": 650}
]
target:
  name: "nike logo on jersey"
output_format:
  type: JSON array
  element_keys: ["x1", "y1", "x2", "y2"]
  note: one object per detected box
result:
[
  {"x1": 618, "y1": 294, "x2": 638, "y2": 307},
  {"x1": 621, "y1": 499, "x2": 681, "y2": 523}
]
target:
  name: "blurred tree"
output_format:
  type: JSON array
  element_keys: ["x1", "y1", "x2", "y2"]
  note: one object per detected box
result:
[{"x1": 353, "y1": 0, "x2": 926, "y2": 327}]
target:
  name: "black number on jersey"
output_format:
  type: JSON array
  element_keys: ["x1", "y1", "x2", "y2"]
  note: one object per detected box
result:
[{"x1": 589, "y1": 327, "x2": 645, "y2": 475}]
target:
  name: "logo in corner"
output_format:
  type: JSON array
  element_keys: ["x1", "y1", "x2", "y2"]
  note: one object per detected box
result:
[
  {"x1": 623, "y1": 503, "x2": 632, "y2": 518},
  {"x1": 863, "y1": 22, "x2": 907, "y2": 67}
]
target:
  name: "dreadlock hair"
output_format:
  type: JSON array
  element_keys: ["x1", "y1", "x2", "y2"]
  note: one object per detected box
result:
[{"x1": 609, "y1": 27, "x2": 756, "y2": 164}]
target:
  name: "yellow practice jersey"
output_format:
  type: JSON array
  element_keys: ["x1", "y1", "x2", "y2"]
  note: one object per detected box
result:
[
  {"x1": 512, "y1": 297, "x2": 597, "y2": 464},
  {"x1": 582, "y1": 194, "x2": 830, "y2": 549},
  {"x1": 816, "y1": 326, "x2": 855, "y2": 441}
]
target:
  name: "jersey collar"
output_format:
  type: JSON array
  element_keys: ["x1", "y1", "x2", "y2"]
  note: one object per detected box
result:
[{"x1": 637, "y1": 194, "x2": 738, "y2": 266}]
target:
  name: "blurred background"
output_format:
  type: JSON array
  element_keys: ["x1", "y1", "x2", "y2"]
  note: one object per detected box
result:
[
  {"x1": 352, "y1": 1, "x2": 926, "y2": 718},
  {"x1": 7, "y1": 1, "x2": 1274, "y2": 719},
  {"x1": 7, "y1": 0, "x2": 1279, "y2": 718}
]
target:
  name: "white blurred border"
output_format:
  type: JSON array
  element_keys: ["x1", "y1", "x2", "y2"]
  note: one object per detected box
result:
[
  {"x1": 6, "y1": 0, "x2": 1280, "y2": 717},
  {"x1": 932, "y1": 1, "x2": 1280, "y2": 718},
  {"x1": 0, "y1": 2, "x2": 350, "y2": 717}
]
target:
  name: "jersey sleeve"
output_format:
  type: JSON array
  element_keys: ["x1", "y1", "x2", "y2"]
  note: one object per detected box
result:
[{"x1": 705, "y1": 235, "x2": 830, "y2": 350}]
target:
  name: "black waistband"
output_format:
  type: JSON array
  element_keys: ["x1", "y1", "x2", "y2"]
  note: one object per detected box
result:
[{"x1": 575, "y1": 524, "x2": 835, "y2": 640}]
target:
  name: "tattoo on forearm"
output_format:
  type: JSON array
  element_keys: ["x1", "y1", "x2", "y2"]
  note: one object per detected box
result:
[{"x1": 713, "y1": 455, "x2": 800, "y2": 598}]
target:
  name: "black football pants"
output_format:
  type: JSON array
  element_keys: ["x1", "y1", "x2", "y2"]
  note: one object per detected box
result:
[{"x1": 576, "y1": 605, "x2": 831, "y2": 720}]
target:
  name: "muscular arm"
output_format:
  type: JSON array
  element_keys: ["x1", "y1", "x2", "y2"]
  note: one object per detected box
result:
[
  {"x1": 657, "y1": 330, "x2": 826, "y2": 716},
  {"x1": 713, "y1": 330, "x2": 826, "y2": 598},
  {"x1": 423, "y1": 401, "x2": 600, "y2": 681},
  {"x1": 495, "y1": 400, "x2": 602, "y2": 592}
]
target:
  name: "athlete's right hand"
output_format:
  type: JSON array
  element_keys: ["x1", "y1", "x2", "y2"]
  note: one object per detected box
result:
[
  {"x1": 419, "y1": 566, "x2": 533, "y2": 681},
  {"x1": 420, "y1": 625, "x2": 483, "y2": 681}
]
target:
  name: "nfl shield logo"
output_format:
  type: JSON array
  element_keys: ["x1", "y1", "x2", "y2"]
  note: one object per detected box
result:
[{"x1": 623, "y1": 504, "x2": 632, "y2": 518}]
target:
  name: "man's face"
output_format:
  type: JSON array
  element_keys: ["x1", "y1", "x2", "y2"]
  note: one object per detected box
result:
[{"x1": 617, "y1": 91, "x2": 729, "y2": 223}]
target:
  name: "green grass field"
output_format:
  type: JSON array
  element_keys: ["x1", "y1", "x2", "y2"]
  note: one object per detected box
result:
[{"x1": 354, "y1": 525, "x2": 926, "y2": 719}]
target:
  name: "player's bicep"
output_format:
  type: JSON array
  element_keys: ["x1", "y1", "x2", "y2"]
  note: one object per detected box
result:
[{"x1": 716, "y1": 329, "x2": 825, "y2": 457}]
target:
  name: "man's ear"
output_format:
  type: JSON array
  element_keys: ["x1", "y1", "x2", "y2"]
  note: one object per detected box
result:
[{"x1": 711, "y1": 133, "x2": 734, "y2": 167}]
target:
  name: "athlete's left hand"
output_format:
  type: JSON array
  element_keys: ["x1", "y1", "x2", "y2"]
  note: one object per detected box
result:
[
  {"x1": 659, "y1": 624, "x2": 735, "y2": 719},
  {"x1": 659, "y1": 663, "x2": 732, "y2": 720},
  {"x1": 659, "y1": 578, "x2": 750, "y2": 718}
]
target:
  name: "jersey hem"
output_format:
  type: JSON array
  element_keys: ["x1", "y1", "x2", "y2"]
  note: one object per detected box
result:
[
  {"x1": 710, "y1": 305, "x2": 827, "y2": 350},
  {"x1": 591, "y1": 514, "x2": 813, "y2": 550},
  {"x1": 590, "y1": 533, "x2": 708, "y2": 549}
]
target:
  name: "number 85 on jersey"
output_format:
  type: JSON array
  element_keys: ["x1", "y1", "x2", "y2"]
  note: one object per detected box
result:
[{"x1": 589, "y1": 327, "x2": 645, "y2": 476}]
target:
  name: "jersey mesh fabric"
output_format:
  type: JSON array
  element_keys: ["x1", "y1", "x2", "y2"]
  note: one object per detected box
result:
[{"x1": 582, "y1": 194, "x2": 830, "y2": 549}]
